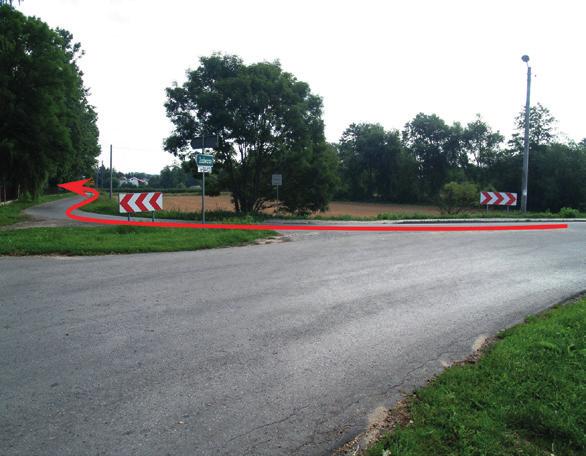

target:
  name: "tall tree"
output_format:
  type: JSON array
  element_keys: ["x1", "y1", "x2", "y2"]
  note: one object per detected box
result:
[
  {"x1": 403, "y1": 113, "x2": 465, "y2": 199},
  {"x1": 338, "y1": 123, "x2": 403, "y2": 200},
  {"x1": 164, "y1": 54, "x2": 337, "y2": 213},
  {"x1": 462, "y1": 115, "x2": 504, "y2": 169},
  {"x1": 0, "y1": 5, "x2": 99, "y2": 197},
  {"x1": 509, "y1": 103, "x2": 557, "y2": 152}
]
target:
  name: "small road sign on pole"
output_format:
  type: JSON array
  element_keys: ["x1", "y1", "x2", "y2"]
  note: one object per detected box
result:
[
  {"x1": 192, "y1": 135, "x2": 218, "y2": 224},
  {"x1": 191, "y1": 135, "x2": 219, "y2": 149},
  {"x1": 272, "y1": 174, "x2": 282, "y2": 203},
  {"x1": 196, "y1": 154, "x2": 214, "y2": 167},
  {"x1": 271, "y1": 174, "x2": 282, "y2": 186}
]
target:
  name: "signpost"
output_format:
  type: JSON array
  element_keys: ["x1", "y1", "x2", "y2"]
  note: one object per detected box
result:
[
  {"x1": 119, "y1": 192, "x2": 163, "y2": 221},
  {"x1": 192, "y1": 135, "x2": 218, "y2": 223},
  {"x1": 272, "y1": 174, "x2": 282, "y2": 203}
]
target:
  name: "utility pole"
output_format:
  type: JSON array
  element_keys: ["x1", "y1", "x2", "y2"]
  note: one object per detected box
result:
[
  {"x1": 109, "y1": 144, "x2": 113, "y2": 199},
  {"x1": 521, "y1": 55, "x2": 531, "y2": 212},
  {"x1": 201, "y1": 135, "x2": 205, "y2": 224}
]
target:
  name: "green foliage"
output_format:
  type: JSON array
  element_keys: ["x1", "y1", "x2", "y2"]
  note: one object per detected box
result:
[
  {"x1": 0, "y1": 225, "x2": 275, "y2": 255},
  {"x1": 438, "y1": 181, "x2": 478, "y2": 214},
  {"x1": 334, "y1": 108, "x2": 585, "y2": 213},
  {"x1": 0, "y1": 6, "x2": 100, "y2": 197},
  {"x1": 159, "y1": 164, "x2": 186, "y2": 188},
  {"x1": 402, "y1": 113, "x2": 458, "y2": 199},
  {"x1": 525, "y1": 143, "x2": 586, "y2": 212},
  {"x1": 367, "y1": 298, "x2": 586, "y2": 456},
  {"x1": 337, "y1": 124, "x2": 403, "y2": 201},
  {"x1": 510, "y1": 103, "x2": 557, "y2": 151},
  {"x1": 164, "y1": 54, "x2": 337, "y2": 214},
  {"x1": 559, "y1": 207, "x2": 580, "y2": 218}
]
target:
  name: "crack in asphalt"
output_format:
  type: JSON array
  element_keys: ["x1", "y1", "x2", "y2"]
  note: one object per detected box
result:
[{"x1": 214, "y1": 404, "x2": 312, "y2": 450}]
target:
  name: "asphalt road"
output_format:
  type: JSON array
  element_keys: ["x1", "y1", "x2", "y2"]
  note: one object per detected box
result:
[{"x1": 1, "y1": 199, "x2": 585, "y2": 455}]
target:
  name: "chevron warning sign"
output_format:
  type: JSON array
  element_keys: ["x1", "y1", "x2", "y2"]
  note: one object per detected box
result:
[
  {"x1": 480, "y1": 191, "x2": 517, "y2": 206},
  {"x1": 119, "y1": 192, "x2": 163, "y2": 213}
]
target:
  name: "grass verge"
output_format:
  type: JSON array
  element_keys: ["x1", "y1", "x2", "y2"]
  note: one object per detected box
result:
[
  {"x1": 81, "y1": 195, "x2": 269, "y2": 223},
  {"x1": 0, "y1": 225, "x2": 276, "y2": 256},
  {"x1": 83, "y1": 195, "x2": 585, "y2": 222},
  {"x1": 366, "y1": 296, "x2": 586, "y2": 456},
  {"x1": 0, "y1": 193, "x2": 69, "y2": 226}
]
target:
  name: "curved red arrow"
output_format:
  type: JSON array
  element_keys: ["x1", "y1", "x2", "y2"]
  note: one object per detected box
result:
[{"x1": 57, "y1": 179, "x2": 567, "y2": 232}]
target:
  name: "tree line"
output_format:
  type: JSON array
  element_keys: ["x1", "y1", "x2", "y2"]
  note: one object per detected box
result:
[
  {"x1": 0, "y1": 4, "x2": 100, "y2": 200},
  {"x1": 336, "y1": 105, "x2": 586, "y2": 212},
  {"x1": 165, "y1": 54, "x2": 586, "y2": 214}
]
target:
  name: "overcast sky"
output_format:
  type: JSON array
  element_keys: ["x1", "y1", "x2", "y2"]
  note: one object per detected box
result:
[{"x1": 19, "y1": 0, "x2": 586, "y2": 174}]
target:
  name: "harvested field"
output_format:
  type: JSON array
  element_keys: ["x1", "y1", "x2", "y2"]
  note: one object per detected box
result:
[{"x1": 164, "y1": 194, "x2": 441, "y2": 217}]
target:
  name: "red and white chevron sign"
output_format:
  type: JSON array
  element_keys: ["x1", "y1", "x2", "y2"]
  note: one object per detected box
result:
[
  {"x1": 480, "y1": 191, "x2": 517, "y2": 206},
  {"x1": 119, "y1": 192, "x2": 163, "y2": 213}
]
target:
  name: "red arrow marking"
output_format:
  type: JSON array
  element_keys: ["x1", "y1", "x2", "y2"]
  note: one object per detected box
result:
[
  {"x1": 150, "y1": 192, "x2": 162, "y2": 211},
  {"x1": 480, "y1": 192, "x2": 491, "y2": 205},
  {"x1": 120, "y1": 194, "x2": 133, "y2": 213},
  {"x1": 57, "y1": 179, "x2": 567, "y2": 232},
  {"x1": 135, "y1": 193, "x2": 148, "y2": 212},
  {"x1": 494, "y1": 192, "x2": 504, "y2": 205}
]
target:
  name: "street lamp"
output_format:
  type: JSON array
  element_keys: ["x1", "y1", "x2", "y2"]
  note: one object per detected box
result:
[{"x1": 521, "y1": 55, "x2": 531, "y2": 212}]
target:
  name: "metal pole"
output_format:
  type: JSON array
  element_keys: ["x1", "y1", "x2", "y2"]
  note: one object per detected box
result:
[
  {"x1": 521, "y1": 63, "x2": 531, "y2": 213},
  {"x1": 109, "y1": 144, "x2": 113, "y2": 199},
  {"x1": 201, "y1": 135, "x2": 205, "y2": 224}
]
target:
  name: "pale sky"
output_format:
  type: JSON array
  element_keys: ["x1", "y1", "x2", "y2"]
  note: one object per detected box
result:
[{"x1": 19, "y1": 0, "x2": 586, "y2": 174}]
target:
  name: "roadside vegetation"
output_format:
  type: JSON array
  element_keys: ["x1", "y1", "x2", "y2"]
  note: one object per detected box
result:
[
  {"x1": 366, "y1": 297, "x2": 586, "y2": 456},
  {"x1": 0, "y1": 194, "x2": 69, "y2": 226},
  {"x1": 0, "y1": 225, "x2": 276, "y2": 256},
  {"x1": 82, "y1": 194, "x2": 584, "y2": 223}
]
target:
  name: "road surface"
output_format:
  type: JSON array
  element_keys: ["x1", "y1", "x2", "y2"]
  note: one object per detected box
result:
[{"x1": 1, "y1": 198, "x2": 585, "y2": 455}]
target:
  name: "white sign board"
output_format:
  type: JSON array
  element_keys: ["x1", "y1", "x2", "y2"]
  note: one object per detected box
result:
[
  {"x1": 272, "y1": 174, "x2": 282, "y2": 186},
  {"x1": 198, "y1": 165, "x2": 212, "y2": 173}
]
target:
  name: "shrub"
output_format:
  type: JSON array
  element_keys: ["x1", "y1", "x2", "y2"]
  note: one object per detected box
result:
[
  {"x1": 558, "y1": 207, "x2": 580, "y2": 218},
  {"x1": 438, "y1": 182, "x2": 478, "y2": 215}
]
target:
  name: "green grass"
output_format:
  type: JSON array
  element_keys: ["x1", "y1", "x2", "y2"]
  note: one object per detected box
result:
[
  {"x1": 82, "y1": 195, "x2": 272, "y2": 223},
  {"x1": 0, "y1": 193, "x2": 70, "y2": 226},
  {"x1": 0, "y1": 225, "x2": 276, "y2": 255},
  {"x1": 367, "y1": 297, "x2": 586, "y2": 456}
]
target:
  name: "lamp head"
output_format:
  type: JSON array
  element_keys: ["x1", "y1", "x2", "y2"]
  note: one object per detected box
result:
[{"x1": 521, "y1": 55, "x2": 530, "y2": 63}]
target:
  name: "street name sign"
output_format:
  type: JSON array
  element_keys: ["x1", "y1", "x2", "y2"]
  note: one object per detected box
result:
[{"x1": 196, "y1": 154, "x2": 214, "y2": 167}]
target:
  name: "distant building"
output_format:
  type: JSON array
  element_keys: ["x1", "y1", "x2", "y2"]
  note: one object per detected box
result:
[{"x1": 119, "y1": 176, "x2": 149, "y2": 187}]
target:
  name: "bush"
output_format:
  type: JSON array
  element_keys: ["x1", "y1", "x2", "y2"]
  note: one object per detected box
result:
[
  {"x1": 438, "y1": 182, "x2": 478, "y2": 215},
  {"x1": 558, "y1": 207, "x2": 580, "y2": 218}
]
